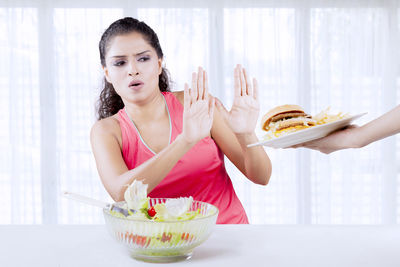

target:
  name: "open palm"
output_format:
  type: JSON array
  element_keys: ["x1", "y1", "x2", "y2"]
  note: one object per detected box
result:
[
  {"x1": 182, "y1": 67, "x2": 215, "y2": 144},
  {"x1": 217, "y1": 65, "x2": 260, "y2": 134}
]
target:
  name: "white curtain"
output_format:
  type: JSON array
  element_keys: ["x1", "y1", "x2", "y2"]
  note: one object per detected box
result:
[{"x1": 1, "y1": 0, "x2": 399, "y2": 224}]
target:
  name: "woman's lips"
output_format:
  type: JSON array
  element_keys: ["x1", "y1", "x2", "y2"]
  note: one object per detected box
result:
[
  {"x1": 129, "y1": 84, "x2": 144, "y2": 90},
  {"x1": 129, "y1": 80, "x2": 144, "y2": 90}
]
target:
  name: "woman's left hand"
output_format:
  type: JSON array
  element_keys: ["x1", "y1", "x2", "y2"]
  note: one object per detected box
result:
[{"x1": 216, "y1": 64, "x2": 260, "y2": 134}]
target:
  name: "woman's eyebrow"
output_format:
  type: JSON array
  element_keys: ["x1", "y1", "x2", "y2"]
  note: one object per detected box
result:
[
  {"x1": 135, "y1": 50, "x2": 150, "y2": 56},
  {"x1": 110, "y1": 50, "x2": 151, "y2": 58}
]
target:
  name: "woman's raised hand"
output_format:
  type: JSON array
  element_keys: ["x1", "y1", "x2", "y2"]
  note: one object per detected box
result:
[
  {"x1": 216, "y1": 64, "x2": 260, "y2": 134},
  {"x1": 181, "y1": 67, "x2": 215, "y2": 144}
]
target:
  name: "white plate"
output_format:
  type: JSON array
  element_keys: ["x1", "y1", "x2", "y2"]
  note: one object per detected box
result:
[{"x1": 248, "y1": 112, "x2": 367, "y2": 148}]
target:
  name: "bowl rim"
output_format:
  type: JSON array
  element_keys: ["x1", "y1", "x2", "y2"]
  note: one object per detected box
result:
[{"x1": 103, "y1": 198, "x2": 219, "y2": 224}]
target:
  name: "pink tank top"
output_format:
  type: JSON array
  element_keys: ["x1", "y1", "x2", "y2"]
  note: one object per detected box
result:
[{"x1": 117, "y1": 92, "x2": 249, "y2": 224}]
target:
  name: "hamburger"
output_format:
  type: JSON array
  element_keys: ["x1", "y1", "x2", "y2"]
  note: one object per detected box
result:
[{"x1": 261, "y1": 104, "x2": 316, "y2": 138}]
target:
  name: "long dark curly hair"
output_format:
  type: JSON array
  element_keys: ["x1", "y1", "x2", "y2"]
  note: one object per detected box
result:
[{"x1": 97, "y1": 17, "x2": 171, "y2": 120}]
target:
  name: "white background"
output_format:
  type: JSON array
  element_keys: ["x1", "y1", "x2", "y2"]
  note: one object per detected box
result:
[{"x1": 1, "y1": 0, "x2": 399, "y2": 224}]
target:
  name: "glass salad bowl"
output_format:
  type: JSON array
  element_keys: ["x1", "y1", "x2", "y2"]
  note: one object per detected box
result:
[{"x1": 103, "y1": 198, "x2": 219, "y2": 263}]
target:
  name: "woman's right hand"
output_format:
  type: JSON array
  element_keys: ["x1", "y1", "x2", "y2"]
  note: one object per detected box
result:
[{"x1": 181, "y1": 67, "x2": 215, "y2": 145}]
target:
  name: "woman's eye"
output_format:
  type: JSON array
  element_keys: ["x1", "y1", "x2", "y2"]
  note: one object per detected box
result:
[
  {"x1": 138, "y1": 56, "x2": 150, "y2": 62},
  {"x1": 113, "y1": 61, "x2": 125, "y2": 66}
]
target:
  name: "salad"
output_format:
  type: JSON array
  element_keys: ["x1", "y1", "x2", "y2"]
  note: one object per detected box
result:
[
  {"x1": 105, "y1": 180, "x2": 210, "y2": 254},
  {"x1": 109, "y1": 180, "x2": 203, "y2": 222}
]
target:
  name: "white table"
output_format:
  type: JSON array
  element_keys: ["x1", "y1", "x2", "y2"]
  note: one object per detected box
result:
[{"x1": 1, "y1": 225, "x2": 399, "y2": 267}]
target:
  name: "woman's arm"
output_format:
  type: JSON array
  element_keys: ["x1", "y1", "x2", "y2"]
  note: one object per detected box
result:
[
  {"x1": 212, "y1": 65, "x2": 272, "y2": 185},
  {"x1": 91, "y1": 68, "x2": 214, "y2": 201},
  {"x1": 212, "y1": 106, "x2": 272, "y2": 185},
  {"x1": 296, "y1": 105, "x2": 400, "y2": 154},
  {"x1": 90, "y1": 121, "x2": 195, "y2": 201}
]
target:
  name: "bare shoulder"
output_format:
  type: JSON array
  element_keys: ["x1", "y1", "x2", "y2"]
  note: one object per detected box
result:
[{"x1": 90, "y1": 115, "x2": 122, "y2": 146}]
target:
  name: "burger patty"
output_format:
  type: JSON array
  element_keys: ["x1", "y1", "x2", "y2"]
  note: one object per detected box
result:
[{"x1": 271, "y1": 112, "x2": 311, "y2": 123}]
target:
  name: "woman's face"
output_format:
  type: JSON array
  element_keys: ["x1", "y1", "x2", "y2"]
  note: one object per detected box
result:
[{"x1": 103, "y1": 32, "x2": 162, "y2": 104}]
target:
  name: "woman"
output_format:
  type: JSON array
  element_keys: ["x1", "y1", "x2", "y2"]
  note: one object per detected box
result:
[
  {"x1": 90, "y1": 17, "x2": 272, "y2": 224},
  {"x1": 294, "y1": 105, "x2": 400, "y2": 154}
]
